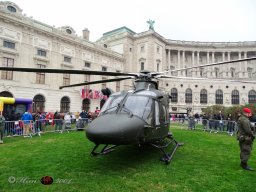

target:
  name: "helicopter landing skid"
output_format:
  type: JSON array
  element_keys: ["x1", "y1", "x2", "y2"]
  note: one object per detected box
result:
[
  {"x1": 150, "y1": 132, "x2": 183, "y2": 165},
  {"x1": 91, "y1": 144, "x2": 119, "y2": 156}
]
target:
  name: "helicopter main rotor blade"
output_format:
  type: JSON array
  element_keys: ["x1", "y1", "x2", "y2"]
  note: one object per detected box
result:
[
  {"x1": 158, "y1": 57, "x2": 256, "y2": 75},
  {"x1": 158, "y1": 75, "x2": 256, "y2": 83},
  {"x1": 0, "y1": 67, "x2": 138, "y2": 77},
  {"x1": 59, "y1": 77, "x2": 133, "y2": 89}
]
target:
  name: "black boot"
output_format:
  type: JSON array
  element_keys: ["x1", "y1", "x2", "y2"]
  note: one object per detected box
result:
[{"x1": 241, "y1": 162, "x2": 254, "y2": 171}]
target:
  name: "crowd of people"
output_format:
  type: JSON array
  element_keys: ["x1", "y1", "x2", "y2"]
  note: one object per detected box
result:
[
  {"x1": 0, "y1": 107, "x2": 101, "y2": 142},
  {"x1": 170, "y1": 110, "x2": 255, "y2": 136}
]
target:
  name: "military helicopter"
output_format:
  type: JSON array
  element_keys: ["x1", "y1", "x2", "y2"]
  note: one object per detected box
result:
[{"x1": 0, "y1": 57, "x2": 256, "y2": 164}]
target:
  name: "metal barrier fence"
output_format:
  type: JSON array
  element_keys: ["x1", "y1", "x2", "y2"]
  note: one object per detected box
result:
[
  {"x1": 1, "y1": 118, "x2": 90, "y2": 138},
  {"x1": 1, "y1": 117, "x2": 254, "y2": 138},
  {"x1": 170, "y1": 118, "x2": 239, "y2": 135}
]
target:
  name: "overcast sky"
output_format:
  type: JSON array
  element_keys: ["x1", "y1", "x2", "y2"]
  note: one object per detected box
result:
[{"x1": 10, "y1": 0, "x2": 256, "y2": 42}]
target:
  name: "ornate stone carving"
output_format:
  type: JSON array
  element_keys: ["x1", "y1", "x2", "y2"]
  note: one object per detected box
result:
[
  {"x1": 33, "y1": 37, "x2": 52, "y2": 50},
  {"x1": 60, "y1": 45, "x2": 75, "y2": 57},
  {"x1": 101, "y1": 58, "x2": 109, "y2": 66},
  {"x1": 82, "y1": 51, "x2": 94, "y2": 62},
  {"x1": 0, "y1": 26, "x2": 22, "y2": 42}
]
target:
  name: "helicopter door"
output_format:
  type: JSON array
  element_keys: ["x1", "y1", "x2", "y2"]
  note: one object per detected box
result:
[
  {"x1": 155, "y1": 101, "x2": 160, "y2": 128},
  {"x1": 155, "y1": 101, "x2": 168, "y2": 136}
]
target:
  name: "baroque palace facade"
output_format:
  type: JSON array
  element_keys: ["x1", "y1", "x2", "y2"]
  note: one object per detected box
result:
[{"x1": 0, "y1": 1, "x2": 256, "y2": 113}]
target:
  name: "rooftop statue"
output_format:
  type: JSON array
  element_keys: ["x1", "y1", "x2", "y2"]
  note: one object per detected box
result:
[{"x1": 147, "y1": 19, "x2": 155, "y2": 30}]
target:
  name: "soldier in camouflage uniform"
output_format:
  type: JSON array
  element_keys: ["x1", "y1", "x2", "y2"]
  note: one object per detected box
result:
[
  {"x1": 0, "y1": 112, "x2": 5, "y2": 144},
  {"x1": 237, "y1": 108, "x2": 255, "y2": 171}
]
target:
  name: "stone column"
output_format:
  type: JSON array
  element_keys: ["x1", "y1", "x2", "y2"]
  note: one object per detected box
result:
[
  {"x1": 244, "y1": 51, "x2": 248, "y2": 78},
  {"x1": 168, "y1": 49, "x2": 171, "y2": 69},
  {"x1": 222, "y1": 52, "x2": 225, "y2": 77},
  {"x1": 238, "y1": 52, "x2": 243, "y2": 77},
  {"x1": 206, "y1": 51, "x2": 210, "y2": 76},
  {"x1": 182, "y1": 50, "x2": 185, "y2": 76},
  {"x1": 227, "y1": 51, "x2": 231, "y2": 77},
  {"x1": 192, "y1": 51, "x2": 195, "y2": 76},
  {"x1": 212, "y1": 52, "x2": 215, "y2": 77},
  {"x1": 177, "y1": 50, "x2": 180, "y2": 76},
  {"x1": 167, "y1": 49, "x2": 170, "y2": 69}
]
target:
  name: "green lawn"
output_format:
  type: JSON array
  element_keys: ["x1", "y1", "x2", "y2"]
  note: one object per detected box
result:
[{"x1": 0, "y1": 125, "x2": 255, "y2": 192}]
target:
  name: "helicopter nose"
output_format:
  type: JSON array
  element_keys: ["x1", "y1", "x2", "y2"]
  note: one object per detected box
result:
[{"x1": 86, "y1": 114, "x2": 145, "y2": 145}]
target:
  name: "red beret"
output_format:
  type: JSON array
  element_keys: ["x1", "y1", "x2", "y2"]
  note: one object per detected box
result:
[{"x1": 243, "y1": 108, "x2": 251, "y2": 114}]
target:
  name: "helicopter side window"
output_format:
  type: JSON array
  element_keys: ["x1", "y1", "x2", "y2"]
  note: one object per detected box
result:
[
  {"x1": 122, "y1": 96, "x2": 153, "y2": 124},
  {"x1": 158, "y1": 103, "x2": 166, "y2": 123},
  {"x1": 100, "y1": 96, "x2": 124, "y2": 114},
  {"x1": 155, "y1": 101, "x2": 160, "y2": 126}
]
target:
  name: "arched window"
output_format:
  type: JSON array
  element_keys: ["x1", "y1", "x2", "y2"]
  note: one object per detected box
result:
[
  {"x1": 231, "y1": 90, "x2": 239, "y2": 105},
  {"x1": 248, "y1": 90, "x2": 256, "y2": 104},
  {"x1": 33, "y1": 94, "x2": 45, "y2": 112},
  {"x1": 215, "y1": 89, "x2": 223, "y2": 104},
  {"x1": 0, "y1": 91, "x2": 13, "y2": 97},
  {"x1": 60, "y1": 96, "x2": 70, "y2": 113},
  {"x1": 82, "y1": 98, "x2": 90, "y2": 112},
  {"x1": 185, "y1": 88, "x2": 192, "y2": 103},
  {"x1": 170, "y1": 88, "x2": 178, "y2": 103},
  {"x1": 200, "y1": 89, "x2": 207, "y2": 104}
]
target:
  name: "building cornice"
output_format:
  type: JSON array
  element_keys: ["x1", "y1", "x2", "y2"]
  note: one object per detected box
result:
[{"x1": 0, "y1": 11, "x2": 124, "y2": 61}]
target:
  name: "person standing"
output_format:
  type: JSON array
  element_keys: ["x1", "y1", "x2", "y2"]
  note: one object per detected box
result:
[
  {"x1": 0, "y1": 112, "x2": 5, "y2": 144},
  {"x1": 237, "y1": 108, "x2": 255, "y2": 171},
  {"x1": 226, "y1": 114, "x2": 235, "y2": 136},
  {"x1": 202, "y1": 113, "x2": 209, "y2": 131},
  {"x1": 54, "y1": 111, "x2": 62, "y2": 132},
  {"x1": 217, "y1": 111, "x2": 224, "y2": 132},
  {"x1": 188, "y1": 112, "x2": 195, "y2": 130},
  {"x1": 21, "y1": 110, "x2": 33, "y2": 137}
]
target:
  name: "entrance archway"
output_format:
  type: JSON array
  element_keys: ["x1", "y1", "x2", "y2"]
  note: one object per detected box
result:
[
  {"x1": 33, "y1": 94, "x2": 45, "y2": 112},
  {"x1": 0, "y1": 91, "x2": 13, "y2": 97}
]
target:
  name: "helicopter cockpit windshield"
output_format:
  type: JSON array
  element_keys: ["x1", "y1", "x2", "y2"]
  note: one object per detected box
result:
[
  {"x1": 100, "y1": 95, "x2": 125, "y2": 114},
  {"x1": 121, "y1": 96, "x2": 153, "y2": 124}
]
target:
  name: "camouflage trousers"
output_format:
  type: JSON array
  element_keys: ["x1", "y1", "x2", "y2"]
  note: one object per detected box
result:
[{"x1": 239, "y1": 136, "x2": 253, "y2": 164}]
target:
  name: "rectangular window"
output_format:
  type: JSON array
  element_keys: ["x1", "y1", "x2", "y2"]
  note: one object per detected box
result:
[
  {"x1": 3, "y1": 41, "x2": 15, "y2": 49},
  {"x1": 141, "y1": 62, "x2": 144, "y2": 71},
  {"x1": 85, "y1": 62, "x2": 91, "y2": 68},
  {"x1": 36, "y1": 64, "x2": 45, "y2": 84},
  {"x1": 63, "y1": 73, "x2": 70, "y2": 86},
  {"x1": 102, "y1": 66, "x2": 107, "y2": 71},
  {"x1": 37, "y1": 49, "x2": 47, "y2": 57},
  {"x1": 64, "y1": 56, "x2": 71, "y2": 63},
  {"x1": 1, "y1": 57, "x2": 14, "y2": 80}
]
